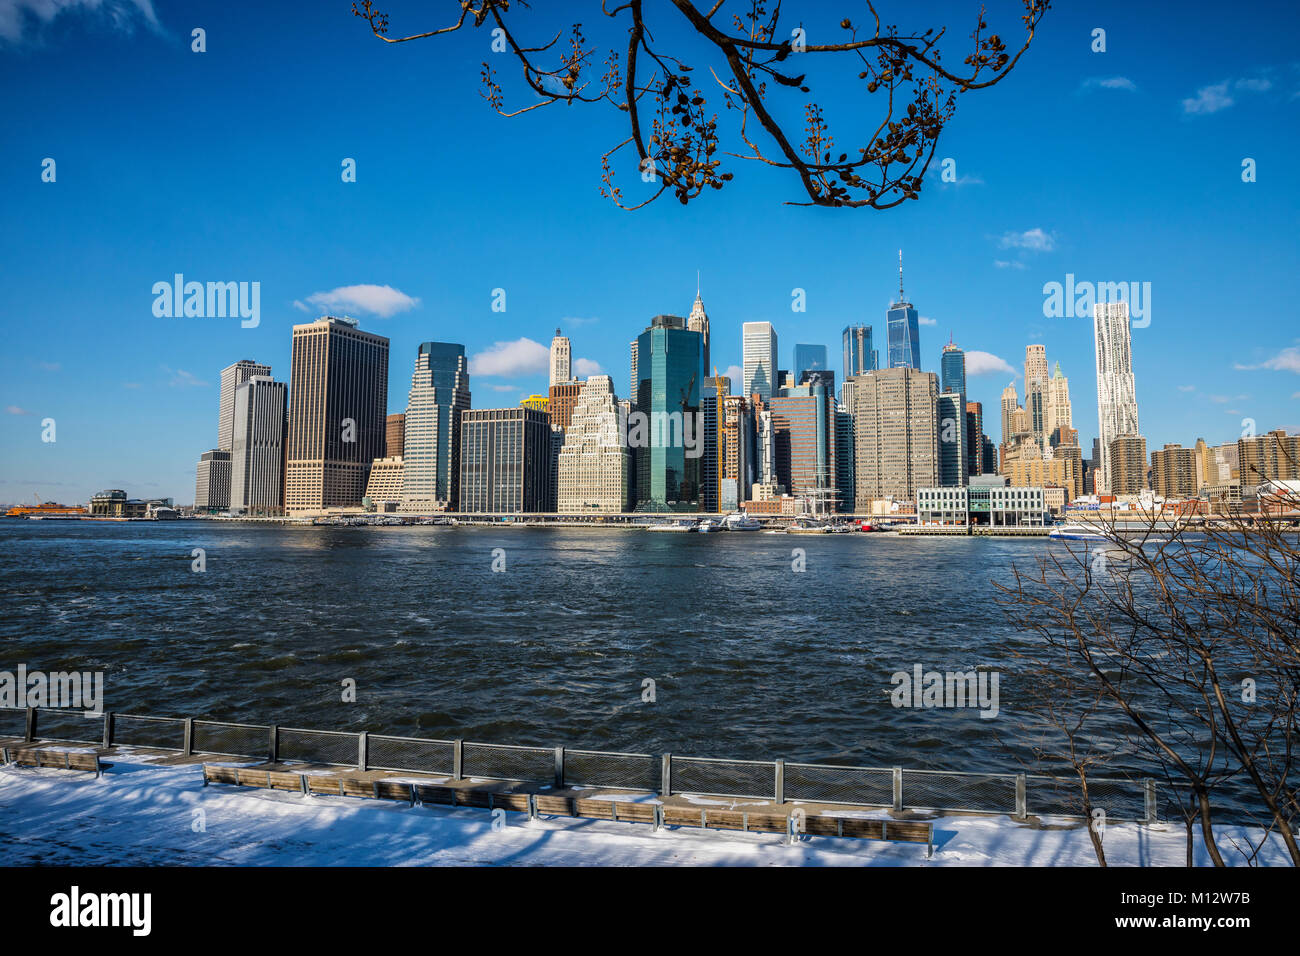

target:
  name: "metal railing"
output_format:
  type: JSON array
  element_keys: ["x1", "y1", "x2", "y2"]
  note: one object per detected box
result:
[{"x1": 0, "y1": 706, "x2": 1158, "y2": 822}]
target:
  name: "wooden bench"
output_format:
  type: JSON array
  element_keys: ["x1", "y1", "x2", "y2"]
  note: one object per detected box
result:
[
  {"x1": 5, "y1": 747, "x2": 102, "y2": 777},
  {"x1": 199, "y1": 766, "x2": 936, "y2": 855}
]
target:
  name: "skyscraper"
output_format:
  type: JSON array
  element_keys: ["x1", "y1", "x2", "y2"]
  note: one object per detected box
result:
[
  {"x1": 793, "y1": 344, "x2": 829, "y2": 382},
  {"x1": 401, "y1": 341, "x2": 471, "y2": 511},
  {"x1": 938, "y1": 392, "x2": 968, "y2": 487},
  {"x1": 633, "y1": 314, "x2": 703, "y2": 511},
  {"x1": 940, "y1": 342, "x2": 966, "y2": 402},
  {"x1": 965, "y1": 401, "x2": 984, "y2": 476},
  {"x1": 1000, "y1": 381, "x2": 1019, "y2": 448},
  {"x1": 549, "y1": 328, "x2": 571, "y2": 387},
  {"x1": 1094, "y1": 302, "x2": 1140, "y2": 495},
  {"x1": 385, "y1": 413, "x2": 405, "y2": 458},
  {"x1": 230, "y1": 375, "x2": 288, "y2": 516},
  {"x1": 853, "y1": 366, "x2": 939, "y2": 505},
  {"x1": 769, "y1": 376, "x2": 836, "y2": 508},
  {"x1": 842, "y1": 325, "x2": 878, "y2": 380},
  {"x1": 886, "y1": 251, "x2": 921, "y2": 370},
  {"x1": 219, "y1": 359, "x2": 271, "y2": 451},
  {"x1": 557, "y1": 375, "x2": 628, "y2": 513},
  {"x1": 1024, "y1": 345, "x2": 1049, "y2": 447},
  {"x1": 687, "y1": 285, "x2": 710, "y2": 378},
  {"x1": 458, "y1": 407, "x2": 553, "y2": 513},
  {"x1": 285, "y1": 316, "x2": 390, "y2": 514},
  {"x1": 742, "y1": 321, "x2": 777, "y2": 405}
]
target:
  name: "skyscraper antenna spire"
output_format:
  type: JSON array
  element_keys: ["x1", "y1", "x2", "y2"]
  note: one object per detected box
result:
[
  {"x1": 898, "y1": 249, "x2": 904, "y2": 302},
  {"x1": 696, "y1": 269, "x2": 701, "y2": 298}
]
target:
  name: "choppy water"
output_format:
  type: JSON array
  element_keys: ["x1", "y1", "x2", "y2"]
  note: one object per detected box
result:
[{"x1": 0, "y1": 521, "x2": 1114, "y2": 773}]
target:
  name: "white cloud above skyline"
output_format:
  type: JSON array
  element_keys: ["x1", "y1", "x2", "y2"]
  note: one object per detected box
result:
[
  {"x1": 294, "y1": 284, "x2": 420, "y2": 319},
  {"x1": 966, "y1": 351, "x2": 1016, "y2": 377}
]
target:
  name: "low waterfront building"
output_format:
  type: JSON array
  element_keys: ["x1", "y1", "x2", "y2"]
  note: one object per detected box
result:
[
  {"x1": 917, "y1": 476, "x2": 1048, "y2": 528},
  {"x1": 89, "y1": 489, "x2": 148, "y2": 518},
  {"x1": 363, "y1": 456, "x2": 406, "y2": 512},
  {"x1": 194, "y1": 451, "x2": 231, "y2": 512}
]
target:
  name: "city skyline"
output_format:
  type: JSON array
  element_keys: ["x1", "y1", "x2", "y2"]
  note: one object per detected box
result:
[{"x1": 3, "y1": 0, "x2": 1299, "y2": 503}]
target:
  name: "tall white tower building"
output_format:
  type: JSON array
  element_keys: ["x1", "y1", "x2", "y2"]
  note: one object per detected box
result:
[
  {"x1": 1094, "y1": 301, "x2": 1140, "y2": 495},
  {"x1": 687, "y1": 278, "x2": 710, "y2": 376},
  {"x1": 549, "y1": 328, "x2": 572, "y2": 387},
  {"x1": 742, "y1": 321, "x2": 777, "y2": 404}
]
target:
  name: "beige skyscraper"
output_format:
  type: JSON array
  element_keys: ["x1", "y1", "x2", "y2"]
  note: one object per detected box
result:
[
  {"x1": 556, "y1": 375, "x2": 628, "y2": 513},
  {"x1": 1151, "y1": 443, "x2": 1196, "y2": 499},
  {"x1": 1000, "y1": 381, "x2": 1019, "y2": 447},
  {"x1": 1047, "y1": 361, "x2": 1073, "y2": 437},
  {"x1": 852, "y1": 367, "x2": 939, "y2": 506},
  {"x1": 285, "y1": 316, "x2": 390, "y2": 515},
  {"x1": 549, "y1": 328, "x2": 572, "y2": 388}
]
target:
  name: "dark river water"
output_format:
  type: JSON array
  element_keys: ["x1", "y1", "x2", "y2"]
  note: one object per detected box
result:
[{"x1": 0, "y1": 521, "x2": 1122, "y2": 774}]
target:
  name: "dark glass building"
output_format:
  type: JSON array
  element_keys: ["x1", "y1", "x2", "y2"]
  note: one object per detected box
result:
[
  {"x1": 842, "y1": 325, "x2": 878, "y2": 379},
  {"x1": 633, "y1": 314, "x2": 703, "y2": 511},
  {"x1": 793, "y1": 344, "x2": 829, "y2": 382}
]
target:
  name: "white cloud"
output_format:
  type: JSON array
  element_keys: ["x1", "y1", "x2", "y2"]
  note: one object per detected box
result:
[
  {"x1": 573, "y1": 357, "x2": 604, "y2": 376},
  {"x1": 1177, "y1": 385, "x2": 1195, "y2": 392},
  {"x1": 1182, "y1": 76, "x2": 1271, "y2": 116},
  {"x1": 918, "y1": 316, "x2": 937, "y2": 326},
  {"x1": 1235, "y1": 347, "x2": 1300, "y2": 373},
  {"x1": 1081, "y1": 76, "x2": 1137, "y2": 92},
  {"x1": 1234, "y1": 76, "x2": 1273, "y2": 93},
  {"x1": 5, "y1": 405, "x2": 32, "y2": 415},
  {"x1": 560, "y1": 316, "x2": 600, "y2": 327},
  {"x1": 298, "y1": 284, "x2": 419, "y2": 318},
  {"x1": 488, "y1": 384, "x2": 517, "y2": 392},
  {"x1": 33, "y1": 360, "x2": 60, "y2": 371},
  {"x1": 0, "y1": 0, "x2": 158, "y2": 43},
  {"x1": 997, "y1": 228, "x2": 1055, "y2": 252},
  {"x1": 162, "y1": 366, "x2": 208, "y2": 388},
  {"x1": 1183, "y1": 82, "x2": 1234, "y2": 114},
  {"x1": 1292, "y1": 391, "x2": 1300, "y2": 400},
  {"x1": 724, "y1": 364, "x2": 743, "y2": 384},
  {"x1": 469, "y1": 338, "x2": 549, "y2": 378},
  {"x1": 994, "y1": 260, "x2": 1027, "y2": 270},
  {"x1": 966, "y1": 351, "x2": 1016, "y2": 377}
]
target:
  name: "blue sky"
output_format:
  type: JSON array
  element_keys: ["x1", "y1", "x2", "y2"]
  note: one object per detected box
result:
[{"x1": 2, "y1": 0, "x2": 1298, "y2": 504}]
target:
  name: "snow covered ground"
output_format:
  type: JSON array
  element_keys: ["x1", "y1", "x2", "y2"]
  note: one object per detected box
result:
[{"x1": 0, "y1": 757, "x2": 1290, "y2": 866}]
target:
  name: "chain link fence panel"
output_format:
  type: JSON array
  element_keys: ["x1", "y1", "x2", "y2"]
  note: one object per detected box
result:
[
  {"x1": 670, "y1": 756, "x2": 776, "y2": 800},
  {"x1": 113, "y1": 714, "x2": 186, "y2": 750},
  {"x1": 903, "y1": 770, "x2": 1019, "y2": 814},
  {"x1": 277, "y1": 728, "x2": 360, "y2": 766},
  {"x1": 192, "y1": 720, "x2": 269, "y2": 759},
  {"x1": 461, "y1": 742, "x2": 553, "y2": 783},
  {"x1": 367, "y1": 734, "x2": 455, "y2": 775},
  {"x1": 563, "y1": 750, "x2": 659, "y2": 791},
  {"x1": 785, "y1": 763, "x2": 894, "y2": 807}
]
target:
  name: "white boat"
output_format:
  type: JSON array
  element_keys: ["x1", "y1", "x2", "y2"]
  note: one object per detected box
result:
[
  {"x1": 696, "y1": 518, "x2": 724, "y2": 532},
  {"x1": 721, "y1": 512, "x2": 762, "y2": 531},
  {"x1": 1049, "y1": 523, "x2": 1108, "y2": 541},
  {"x1": 645, "y1": 519, "x2": 697, "y2": 532}
]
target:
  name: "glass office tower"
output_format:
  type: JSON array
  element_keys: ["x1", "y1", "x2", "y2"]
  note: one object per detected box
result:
[
  {"x1": 842, "y1": 325, "x2": 878, "y2": 379},
  {"x1": 887, "y1": 252, "x2": 921, "y2": 370},
  {"x1": 633, "y1": 314, "x2": 703, "y2": 511},
  {"x1": 793, "y1": 344, "x2": 828, "y2": 382}
]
